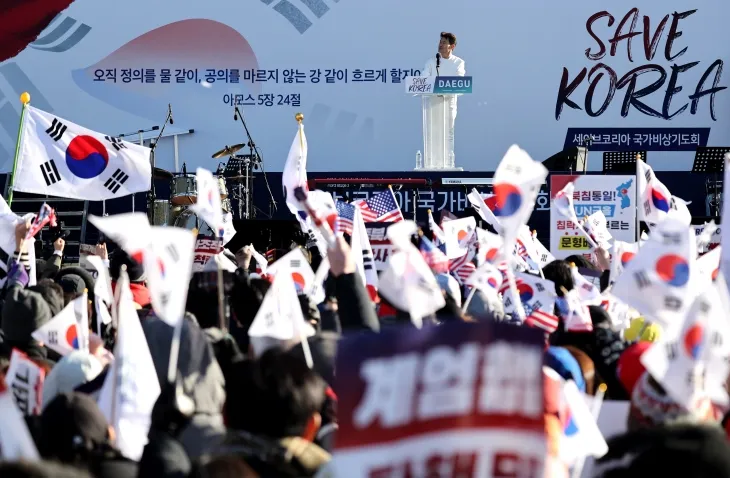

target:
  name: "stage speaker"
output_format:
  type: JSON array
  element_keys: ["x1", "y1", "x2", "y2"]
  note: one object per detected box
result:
[{"x1": 541, "y1": 147, "x2": 587, "y2": 172}]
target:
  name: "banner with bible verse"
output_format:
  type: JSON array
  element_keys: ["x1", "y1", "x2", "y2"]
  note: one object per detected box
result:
[
  {"x1": 329, "y1": 321, "x2": 546, "y2": 477},
  {"x1": 550, "y1": 174, "x2": 637, "y2": 259}
]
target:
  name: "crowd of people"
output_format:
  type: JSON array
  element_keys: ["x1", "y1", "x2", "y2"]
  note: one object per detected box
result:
[{"x1": 1, "y1": 204, "x2": 730, "y2": 478}]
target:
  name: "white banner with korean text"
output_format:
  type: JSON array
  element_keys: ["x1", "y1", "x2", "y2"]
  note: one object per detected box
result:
[{"x1": 550, "y1": 175, "x2": 636, "y2": 260}]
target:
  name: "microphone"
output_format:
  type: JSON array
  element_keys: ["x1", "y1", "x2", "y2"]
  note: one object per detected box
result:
[
  {"x1": 436, "y1": 52, "x2": 441, "y2": 72},
  {"x1": 182, "y1": 162, "x2": 187, "y2": 176},
  {"x1": 168, "y1": 104, "x2": 174, "y2": 125},
  {"x1": 234, "y1": 105, "x2": 238, "y2": 121}
]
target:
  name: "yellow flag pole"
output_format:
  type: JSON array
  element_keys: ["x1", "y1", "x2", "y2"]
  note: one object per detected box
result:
[
  {"x1": 295, "y1": 112, "x2": 304, "y2": 151},
  {"x1": 7, "y1": 92, "x2": 31, "y2": 206}
]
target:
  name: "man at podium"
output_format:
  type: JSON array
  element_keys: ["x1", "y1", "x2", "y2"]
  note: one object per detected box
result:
[{"x1": 422, "y1": 32, "x2": 465, "y2": 167}]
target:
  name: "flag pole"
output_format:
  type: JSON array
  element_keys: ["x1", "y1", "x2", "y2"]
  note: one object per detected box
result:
[{"x1": 7, "y1": 92, "x2": 31, "y2": 207}]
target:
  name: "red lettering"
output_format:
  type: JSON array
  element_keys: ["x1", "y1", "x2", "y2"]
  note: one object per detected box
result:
[
  {"x1": 492, "y1": 451, "x2": 541, "y2": 478},
  {"x1": 369, "y1": 467, "x2": 394, "y2": 478}
]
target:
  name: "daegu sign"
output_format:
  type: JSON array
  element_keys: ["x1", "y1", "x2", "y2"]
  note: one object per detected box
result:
[
  {"x1": 550, "y1": 174, "x2": 637, "y2": 259},
  {"x1": 330, "y1": 321, "x2": 546, "y2": 477}
]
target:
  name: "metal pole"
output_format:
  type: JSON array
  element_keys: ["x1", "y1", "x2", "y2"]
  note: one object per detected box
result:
[
  {"x1": 173, "y1": 134, "x2": 180, "y2": 172},
  {"x1": 635, "y1": 153, "x2": 641, "y2": 242},
  {"x1": 8, "y1": 92, "x2": 30, "y2": 206}
]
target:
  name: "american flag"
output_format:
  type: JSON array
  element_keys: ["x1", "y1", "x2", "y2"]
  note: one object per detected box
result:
[
  {"x1": 451, "y1": 261, "x2": 476, "y2": 284},
  {"x1": 420, "y1": 236, "x2": 449, "y2": 274},
  {"x1": 335, "y1": 201, "x2": 356, "y2": 235},
  {"x1": 353, "y1": 190, "x2": 404, "y2": 223},
  {"x1": 524, "y1": 310, "x2": 560, "y2": 333}
]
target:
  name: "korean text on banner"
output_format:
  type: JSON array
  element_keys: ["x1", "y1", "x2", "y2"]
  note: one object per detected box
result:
[
  {"x1": 550, "y1": 174, "x2": 636, "y2": 259},
  {"x1": 330, "y1": 321, "x2": 546, "y2": 477}
]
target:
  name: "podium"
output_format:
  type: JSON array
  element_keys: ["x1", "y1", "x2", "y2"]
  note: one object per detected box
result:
[{"x1": 406, "y1": 76, "x2": 472, "y2": 170}]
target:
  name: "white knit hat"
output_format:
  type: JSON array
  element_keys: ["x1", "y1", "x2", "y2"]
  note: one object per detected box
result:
[{"x1": 42, "y1": 351, "x2": 103, "y2": 410}]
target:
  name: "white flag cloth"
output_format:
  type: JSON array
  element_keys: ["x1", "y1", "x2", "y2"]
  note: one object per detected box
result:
[
  {"x1": 531, "y1": 232, "x2": 556, "y2": 269},
  {"x1": 600, "y1": 293, "x2": 633, "y2": 331},
  {"x1": 465, "y1": 261, "x2": 503, "y2": 298},
  {"x1": 305, "y1": 257, "x2": 330, "y2": 305},
  {"x1": 202, "y1": 252, "x2": 238, "y2": 273},
  {"x1": 351, "y1": 208, "x2": 379, "y2": 295},
  {"x1": 5, "y1": 349, "x2": 45, "y2": 416},
  {"x1": 467, "y1": 188, "x2": 503, "y2": 234},
  {"x1": 221, "y1": 212, "x2": 236, "y2": 245},
  {"x1": 32, "y1": 293, "x2": 89, "y2": 356},
  {"x1": 427, "y1": 209, "x2": 447, "y2": 245},
  {"x1": 637, "y1": 161, "x2": 689, "y2": 226},
  {"x1": 88, "y1": 213, "x2": 151, "y2": 257},
  {"x1": 609, "y1": 241, "x2": 639, "y2": 287},
  {"x1": 498, "y1": 271, "x2": 557, "y2": 319},
  {"x1": 641, "y1": 277, "x2": 730, "y2": 408},
  {"x1": 554, "y1": 181, "x2": 597, "y2": 249},
  {"x1": 190, "y1": 168, "x2": 224, "y2": 237},
  {"x1": 249, "y1": 246, "x2": 269, "y2": 274},
  {"x1": 697, "y1": 246, "x2": 721, "y2": 282},
  {"x1": 570, "y1": 265, "x2": 602, "y2": 304},
  {"x1": 611, "y1": 219, "x2": 700, "y2": 330},
  {"x1": 514, "y1": 226, "x2": 542, "y2": 272},
  {"x1": 0, "y1": 385, "x2": 40, "y2": 461},
  {"x1": 282, "y1": 122, "x2": 309, "y2": 220},
  {"x1": 549, "y1": 368, "x2": 608, "y2": 466},
  {"x1": 559, "y1": 288, "x2": 594, "y2": 333},
  {"x1": 697, "y1": 221, "x2": 719, "y2": 254},
  {"x1": 14, "y1": 105, "x2": 150, "y2": 200},
  {"x1": 441, "y1": 216, "x2": 476, "y2": 259},
  {"x1": 267, "y1": 248, "x2": 316, "y2": 295},
  {"x1": 582, "y1": 211, "x2": 613, "y2": 250},
  {"x1": 492, "y1": 145, "x2": 548, "y2": 251},
  {"x1": 97, "y1": 270, "x2": 160, "y2": 461},
  {"x1": 475, "y1": 228, "x2": 506, "y2": 265},
  {"x1": 248, "y1": 268, "x2": 316, "y2": 357},
  {"x1": 86, "y1": 255, "x2": 113, "y2": 306},
  {"x1": 143, "y1": 227, "x2": 195, "y2": 327},
  {"x1": 378, "y1": 221, "x2": 445, "y2": 328}
]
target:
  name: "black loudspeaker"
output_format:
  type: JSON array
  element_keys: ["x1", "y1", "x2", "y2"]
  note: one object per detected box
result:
[{"x1": 542, "y1": 147, "x2": 587, "y2": 172}]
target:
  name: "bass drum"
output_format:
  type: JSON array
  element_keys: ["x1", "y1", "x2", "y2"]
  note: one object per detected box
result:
[{"x1": 173, "y1": 208, "x2": 215, "y2": 236}]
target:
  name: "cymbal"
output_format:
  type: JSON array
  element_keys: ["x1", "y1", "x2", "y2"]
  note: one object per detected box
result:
[
  {"x1": 212, "y1": 143, "x2": 245, "y2": 159},
  {"x1": 227, "y1": 175, "x2": 248, "y2": 181},
  {"x1": 153, "y1": 167, "x2": 173, "y2": 179}
]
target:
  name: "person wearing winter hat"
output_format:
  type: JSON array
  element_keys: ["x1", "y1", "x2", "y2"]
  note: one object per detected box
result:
[
  {"x1": 624, "y1": 317, "x2": 662, "y2": 343},
  {"x1": 1, "y1": 268, "x2": 53, "y2": 361},
  {"x1": 616, "y1": 341, "x2": 652, "y2": 396},
  {"x1": 42, "y1": 351, "x2": 104, "y2": 410},
  {"x1": 628, "y1": 372, "x2": 721, "y2": 431}
]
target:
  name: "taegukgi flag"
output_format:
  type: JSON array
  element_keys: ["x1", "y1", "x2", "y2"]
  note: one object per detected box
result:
[{"x1": 12, "y1": 105, "x2": 151, "y2": 201}]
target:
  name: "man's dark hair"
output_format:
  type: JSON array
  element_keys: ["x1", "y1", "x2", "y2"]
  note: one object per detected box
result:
[
  {"x1": 541, "y1": 260, "x2": 573, "y2": 297},
  {"x1": 28, "y1": 278, "x2": 65, "y2": 316},
  {"x1": 565, "y1": 255, "x2": 597, "y2": 271},
  {"x1": 225, "y1": 348, "x2": 326, "y2": 439},
  {"x1": 440, "y1": 32, "x2": 457, "y2": 46}
]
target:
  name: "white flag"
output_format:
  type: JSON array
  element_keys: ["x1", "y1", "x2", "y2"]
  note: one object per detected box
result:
[
  {"x1": 282, "y1": 122, "x2": 308, "y2": 221},
  {"x1": 248, "y1": 268, "x2": 316, "y2": 357},
  {"x1": 467, "y1": 188, "x2": 503, "y2": 234},
  {"x1": 249, "y1": 245, "x2": 269, "y2": 274},
  {"x1": 143, "y1": 227, "x2": 195, "y2": 327},
  {"x1": 14, "y1": 106, "x2": 151, "y2": 200},
  {"x1": 267, "y1": 248, "x2": 315, "y2": 295},
  {"x1": 465, "y1": 261, "x2": 503, "y2": 297},
  {"x1": 88, "y1": 213, "x2": 151, "y2": 257},
  {"x1": 641, "y1": 278, "x2": 730, "y2": 408},
  {"x1": 31, "y1": 294, "x2": 88, "y2": 356},
  {"x1": 499, "y1": 272, "x2": 557, "y2": 319},
  {"x1": 582, "y1": 210, "x2": 613, "y2": 250},
  {"x1": 221, "y1": 212, "x2": 237, "y2": 245},
  {"x1": 531, "y1": 232, "x2": 555, "y2": 269},
  {"x1": 611, "y1": 219, "x2": 699, "y2": 330},
  {"x1": 305, "y1": 257, "x2": 330, "y2": 305},
  {"x1": 427, "y1": 209, "x2": 447, "y2": 244},
  {"x1": 0, "y1": 386, "x2": 40, "y2": 461},
  {"x1": 475, "y1": 228, "x2": 506, "y2": 265},
  {"x1": 609, "y1": 240, "x2": 639, "y2": 286},
  {"x1": 492, "y1": 145, "x2": 548, "y2": 250},
  {"x1": 4, "y1": 349, "x2": 45, "y2": 416},
  {"x1": 637, "y1": 161, "x2": 688, "y2": 226},
  {"x1": 378, "y1": 221, "x2": 445, "y2": 328},
  {"x1": 441, "y1": 216, "x2": 476, "y2": 260},
  {"x1": 697, "y1": 246, "x2": 721, "y2": 282},
  {"x1": 97, "y1": 270, "x2": 160, "y2": 461},
  {"x1": 190, "y1": 168, "x2": 224, "y2": 238},
  {"x1": 351, "y1": 208, "x2": 379, "y2": 295}
]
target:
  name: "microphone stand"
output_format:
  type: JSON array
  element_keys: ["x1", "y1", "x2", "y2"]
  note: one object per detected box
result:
[
  {"x1": 234, "y1": 106, "x2": 278, "y2": 218},
  {"x1": 148, "y1": 108, "x2": 173, "y2": 222}
]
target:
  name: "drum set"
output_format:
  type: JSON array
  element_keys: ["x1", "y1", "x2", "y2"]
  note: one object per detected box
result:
[{"x1": 150, "y1": 142, "x2": 259, "y2": 235}]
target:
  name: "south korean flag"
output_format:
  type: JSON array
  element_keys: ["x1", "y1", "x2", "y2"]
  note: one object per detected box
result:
[{"x1": 12, "y1": 106, "x2": 151, "y2": 200}]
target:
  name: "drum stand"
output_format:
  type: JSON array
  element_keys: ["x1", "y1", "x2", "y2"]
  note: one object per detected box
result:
[{"x1": 224, "y1": 156, "x2": 254, "y2": 219}]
